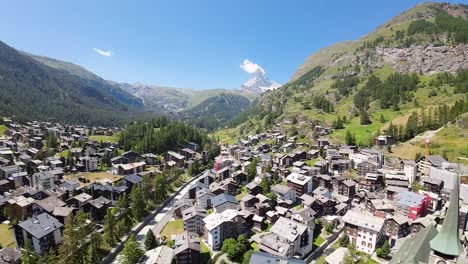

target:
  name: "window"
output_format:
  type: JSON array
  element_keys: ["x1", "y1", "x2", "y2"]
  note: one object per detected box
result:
[{"x1": 368, "y1": 243, "x2": 372, "y2": 248}]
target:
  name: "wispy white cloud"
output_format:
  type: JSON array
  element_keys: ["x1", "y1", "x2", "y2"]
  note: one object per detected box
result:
[
  {"x1": 93, "y1": 48, "x2": 112, "y2": 57},
  {"x1": 240, "y1": 59, "x2": 265, "y2": 74}
]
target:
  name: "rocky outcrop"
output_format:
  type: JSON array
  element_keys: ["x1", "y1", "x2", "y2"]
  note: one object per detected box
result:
[
  {"x1": 376, "y1": 44, "x2": 467, "y2": 74},
  {"x1": 354, "y1": 44, "x2": 467, "y2": 75}
]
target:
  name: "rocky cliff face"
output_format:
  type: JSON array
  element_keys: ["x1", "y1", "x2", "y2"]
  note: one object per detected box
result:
[{"x1": 353, "y1": 44, "x2": 467, "y2": 75}]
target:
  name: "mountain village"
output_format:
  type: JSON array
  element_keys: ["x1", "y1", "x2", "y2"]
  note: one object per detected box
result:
[{"x1": 0, "y1": 117, "x2": 466, "y2": 264}]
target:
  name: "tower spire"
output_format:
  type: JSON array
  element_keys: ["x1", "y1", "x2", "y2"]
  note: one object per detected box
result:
[{"x1": 429, "y1": 166, "x2": 463, "y2": 257}]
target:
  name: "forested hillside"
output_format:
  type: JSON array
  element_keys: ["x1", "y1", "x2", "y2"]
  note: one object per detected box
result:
[
  {"x1": 118, "y1": 117, "x2": 212, "y2": 154},
  {"x1": 0, "y1": 40, "x2": 145, "y2": 126},
  {"x1": 179, "y1": 93, "x2": 252, "y2": 130}
]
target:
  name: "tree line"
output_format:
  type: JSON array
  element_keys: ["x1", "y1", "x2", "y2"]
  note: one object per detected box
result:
[
  {"x1": 118, "y1": 116, "x2": 210, "y2": 154},
  {"x1": 407, "y1": 10, "x2": 468, "y2": 44}
]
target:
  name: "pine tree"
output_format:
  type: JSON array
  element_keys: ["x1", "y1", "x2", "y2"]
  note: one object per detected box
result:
[
  {"x1": 131, "y1": 186, "x2": 146, "y2": 221},
  {"x1": 86, "y1": 231, "x2": 104, "y2": 263},
  {"x1": 58, "y1": 211, "x2": 91, "y2": 264},
  {"x1": 21, "y1": 239, "x2": 39, "y2": 264},
  {"x1": 103, "y1": 209, "x2": 118, "y2": 246},
  {"x1": 345, "y1": 130, "x2": 355, "y2": 146},
  {"x1": 379, "y1": 114, "x2": 385, "y2": 123},
  {"x1": 359, "y1": 108, "x2": 371, "y2": 125},
  {"x1": 116, "y1": 194, "x2": 132, "y2": 232},
  {"x1": 144, "y1": 230, "x2": 158, "y2": 251},
  {"x1": 153, "y1": 174, "x2": 168, "y2": 203},
  {"x1": 121, "y1": 235, "x2": 144, "y2": 264}
]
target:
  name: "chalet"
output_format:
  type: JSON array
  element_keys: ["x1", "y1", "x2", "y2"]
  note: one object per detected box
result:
[
  {"x1": 182, "y1": 206, "x2": 207, "y2": 235},
  {"x1": 14, "y1": 213, "x2": 63, "y2": 254},
  {"x1": 33, "y1": 196, "x2": 65, "y2": 214},
  {"x1": 180, "y1": 148, "x2": 197, "y2": 160},
  {"x1": 212, "y1": 193, "x2": 238, "y2": 213},
  {"x1": 286, "y1": 173, "x2": 313, "y2": 196},
  {"x1": 385, "y1": 215, "x2": 410, "y2": 246},
  {"x1": 141, "y1": 153, "x2": 158, "y2": 165},
  {"x1": 6, "y1": 196, "x2": 35, "y2": 220},
  {"x1": 258, "y1": 217, "x2": 313, "y2": 258},
  {"x1": 342, "y1": 210, "x2": 385, "y2": 254},
  {"x1": 271, "y1": 184, "x2": 296, "y2": 204},
  {"x1": 209, "y1": 178, "x2": 237, "y2": 196},
  {"x1": 216, "y1": 166, "x2": 231, "y2": 181},
  {"x1": 203, "y1": 209, "x2": 245, "y2": 250},
  {"x1": 246, "y1": 181, "x2": 261, "y2": 195},
  {"x1": 123, "y1": 174, "x2": 142, "y2": 189},
  {"x1": 67, "y1": 192, "x2": 92, "y2": 209},
  {"x1": 231, "y1": 171, "x2": 247, "y2": 184},
  {"x1": 357, "y1": 160, "x2": 378, "y2": 176},
  {"x1": 121, "y1": 150, "x2": 140, "y2": 163},
  {"x1": 84, "y1": 196, "x2": 111, "y2": 221},
  {"x1": 240, "y1": 194, "x2": 258, "y2": 209},
  {"x1": 291, "y1": 207, "x2": 316, "y2": 228},
  {"x1": 173, "y1": 231, "x2": 201, "y2": 264},
  {"x1": 166, "y1": 151, "x2": 185, "y2": 168},
  {"x1": 174, "y1": 199, "x2": 194, "y2": 218},
  {"x1": 195, "y1": 188, "x2": 214, "y2": 209},
  {"x1": 90, "y1": 184, "x2": 128, "y2": 202},
  {"x1": 374, "y1": 135, "x2": 396, "y2": 146},
  {"x1": 111, "y1": 161, "x2": 146, "y2": 175}
]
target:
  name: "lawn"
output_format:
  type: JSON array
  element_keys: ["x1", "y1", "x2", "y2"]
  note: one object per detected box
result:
[
  {"x1": 0, "y1": 125, "x2": 7, "y2": 135},
  {"x1": 293, "y1": 204, "x2": 302, "y2": 210},
  {"x1": 235, "y1": 186, "x2": 248, "y2": 201},
  {"x1": 59, "y1": 149, "x2": 70, "y2": 158},
  {"x1": 0, "y1": 224, "x2": 15, "y2": 248},
  {"x1": 390, "y1": 125, "x2": 468, "y2": 163},
  {"x1": 305, "y1": 159, "x2": 320, "y2": 167},
  {"x1": 160, "y1": 219, "x2": 184, "y2": 238},
  {"x1": 64, "y1": 171, "x2": 122, "y2": 187},
  {"x1": 314, "y1": 236, "x2": 325, "y2": 247},
  {"x1": 201, "y1": 241, "x2": 213, "y2": 263},
  {"x1": 89, "y1": 134, "x2": 120, "y2": 143}
]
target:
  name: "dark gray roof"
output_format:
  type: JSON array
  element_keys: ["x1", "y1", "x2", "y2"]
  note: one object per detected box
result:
[
  {"x1": 124, "y1": 174, "x2": 142, "y2": 184},
  {"x1": 211, "y1": 193, "x2": 238, "y2": 207},
  {"x1": 17, "y1": 213, "x2": 63, "y2": 239}
]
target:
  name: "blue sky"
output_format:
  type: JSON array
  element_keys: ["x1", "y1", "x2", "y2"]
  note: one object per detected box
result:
[{"x1": 0, "y1": 0, "x2": 462, "y2": 89}]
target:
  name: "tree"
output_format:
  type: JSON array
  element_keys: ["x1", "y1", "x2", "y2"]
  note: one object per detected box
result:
[
  {"x1": 221, "y1": 238, "x2": 239, "y2": 261},
  {"x1": 21, "y1": 239, "x2": 39, "y2": 264},
  {"x1": 59, "y1": 211, "x2": 91, "y2": 264},
  {"x1": 247, "y1": 158, "x2": 259, "y2": 182},
  {"x1": 345, "y1": 130, "x2": 356, "y2": 146},
  {"x1": 144, "y1": 230, "x2": 158, "y2": 251},
  {"x1": 242, "y1": 250, "x2": 254, "y2": 264},
  {"x1": 376, "y1": 240, "x2": 390, "y2": 259},
  {"x1": 237, "y1": 234, "x2": 251, "y2": 256},
  {"x1": 360, "y1": 108, "x2": 371, "y2": 125},
  {"x1": 325, "y1": 222, "x2": 334, "y2": 234},
  {"x1": 115, "y1": 194, "x2": 132, "y2": 235},
  {"x1": 131, "y1": 186, "x2": 146, "y2": 221},
  {"x1": 103, "y1": 208, "x2": 118, "y2": 246},
  {"x1": 86, "y1": 231, "x2": 104, "y2": 264},
  {"x1": 121, "y1": 234, "x2": 144, "y2": 264},
  {"x1": 259, "y1": 177, "x2": 271, "y2": 194},
  {"x1": 379, "y1": 114, "x2": 386, "y2": 123},
  {"x1": 153, "y1": 174, "x2": 168, "y2": 203},
  {"x1": 338, "y1": 234, "x2": 349, "y2": 247}
]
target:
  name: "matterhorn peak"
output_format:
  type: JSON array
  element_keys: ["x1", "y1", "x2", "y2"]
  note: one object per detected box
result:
[{"x1": 240, "y1": 59, "x2": 280, "y2": 94}]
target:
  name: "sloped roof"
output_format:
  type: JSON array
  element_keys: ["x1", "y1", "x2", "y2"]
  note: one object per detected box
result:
[{"x1": 390, "y1": 224, "x2": 438, "y2": 264}]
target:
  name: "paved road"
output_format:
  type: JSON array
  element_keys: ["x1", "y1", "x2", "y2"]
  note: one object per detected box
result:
[{"x1": 111, "y1": 174, "x2": 202, "y2": 263}]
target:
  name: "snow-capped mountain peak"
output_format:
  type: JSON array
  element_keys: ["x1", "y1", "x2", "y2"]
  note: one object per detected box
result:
[{"x1": 241, "y1": 69, "x2": 281, "y2": 94}]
